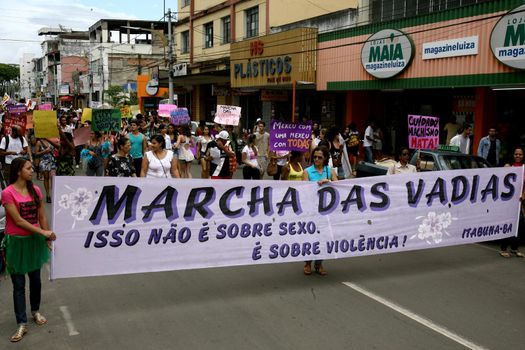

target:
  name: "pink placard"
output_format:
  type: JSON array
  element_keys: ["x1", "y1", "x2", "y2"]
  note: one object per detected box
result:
[
  {"x1": 158, "y1": 104, "x2": 177, "y2": 118},
  {"x1": 214, "y1": 105, "x2": 241, "y2": 126}
]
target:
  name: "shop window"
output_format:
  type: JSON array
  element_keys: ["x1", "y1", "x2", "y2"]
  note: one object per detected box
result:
[
  {"x1": 204, "y1": 22, "x2": 213, "y2": 48},
  {"x1": 221, "y1": 16, "x2": 231, "y2": 44},
  {"x1": 181, "y1": 31, "x2": 189, "y2": 54},
  {"x1": 245, "y1": 6, "x2": 258, "y2": 38},
  {"x1": 181, "y1": 0, "x2": 190, "y2": 7}
]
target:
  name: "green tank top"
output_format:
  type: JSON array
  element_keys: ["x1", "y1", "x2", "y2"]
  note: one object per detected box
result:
[{"x1": 129, "y1": 133, "x2": 144, "y2": 159}]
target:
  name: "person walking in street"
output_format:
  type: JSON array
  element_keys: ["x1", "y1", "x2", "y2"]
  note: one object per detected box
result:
[
  {"x1": 281, "y1": 150, "x2": 304, "y2": 181},
  {"x1": 197, "y1": 125, "x2": 214, "y2": 178},
  {"x1": 500, "y1": 146, "x2": 525, "y2": 258},
  {"x1": 449, "y1": 123, "x2": 472, "y2": 154},
  {"x1": 207, "y1": 130, "x2": 235, "y2": 179},
  {"x1": 302, "y1": 146, "x2": 338, "y2": 276},
  {"x1": 254, "y1": 120, "x2": 270, "y2": 176},
  {"x1": 242, "y1": 134, "x2": 261, "y2": 180},
  {"x1": 0, "y1": 126, "x2": 30, "y2": 185},
  {"x1": 34, "y1": 138, "x2": 56, "y2": 203},
  {"x1": 324, "y1": 126, "x2": 352, "y2": 179},
  {"x1": 477, "y1": 127, "x2": 501, "y2": 167},
  {"x1": 128, "y1": 119, "x2": 148, "y2": 177},
  {"x1": 363, "y1": 119, "x2": 375, "y2": 163},
  {"x1": 55, "y1": 129, "x2": 76, "y2": 176},
  {"x1": 175, "y1": 125, "x2": 195, "y2": 178},
  {"x1": 346, "y1": 122, "x2": 360, "y2": 176},
  {"x1": 82, "y1": 131, "x2": 105, "y2": 177},
  {"x1": 106, "y1": 137, "x2": 136, "y2": 177},
  {"x1": 141, "y1": 135, "x2": 178, "y2": 178},
  {"x1": 269, "y1": 150, "x2": 289, "y2": 180},
  {"x1": 1, "y1": 157, "x2": 57, "y2": 342}
]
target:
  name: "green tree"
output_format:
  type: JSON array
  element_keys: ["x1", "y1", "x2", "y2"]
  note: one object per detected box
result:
[
  {"x1": 0, "y1": 63, "x2": 19, "y2": 95},
  {"x1": 104, "y1": 85, "x2": 124, "y2": 106}
]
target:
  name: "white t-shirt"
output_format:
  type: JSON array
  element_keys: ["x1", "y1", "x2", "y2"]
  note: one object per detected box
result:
[
  {"x1": 242, "y1": 145, "x2": 259, "y2": 168},
  {"x1": 0, "y1": 135, "x2": 28, "y2": 164},
  {"x1": 363, "y1": 126, "x2": 374, "y2": 147},
  {"x1": 163, "y1": 135, "x2": 172, "y2": 150},
  {"x1": 145, "y1": 150, "x2": 174, "y2": 178},
  {"x1": 449, "y1": 134, "x2": 470, "y2": 154}
]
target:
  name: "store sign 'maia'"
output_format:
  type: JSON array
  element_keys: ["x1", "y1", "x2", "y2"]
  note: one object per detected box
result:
[
  {"x1": 491, "y1": 4, "x2": 525, "y2": 70},
  {"x1": 361, "y1": 29, "x2": 414, "y2": 79}
]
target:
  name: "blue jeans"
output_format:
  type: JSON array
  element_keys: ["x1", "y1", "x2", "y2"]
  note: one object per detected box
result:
[
  {"x1": 364, "y1": 146, "x2": 374, "y2": 163},
  {"x1": 11, "y1": 269, "x2": 41, "y2": 325}
]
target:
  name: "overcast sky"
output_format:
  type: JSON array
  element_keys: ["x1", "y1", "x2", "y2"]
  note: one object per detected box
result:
[{"x1": 1, "y1": 0, "x2": 176, "y2": 64}]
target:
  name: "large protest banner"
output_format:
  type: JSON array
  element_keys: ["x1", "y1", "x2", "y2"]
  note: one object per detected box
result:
[
  {"x1": 3, "y1": 105, "x2": 27, "y2": 135},
  {"x1": 92, "y1": 109, "x2": 121, "y2": 132},
  {"x1": 270, "y1": 120, "x2": 312, "y2": 152},
  {"x1": 170, "y1": 108, "x2": 190, "y2": 125},
  {"x1": 408, "y1": 115, "x2": 439, "y2": 149},
  {"x1": 51, "y1": 167, "x2": 523, "y2": 279},
  {"x1": 33, "y1": 110, "x2": 59, "y2": 138},
  {"x1": 214, "y1": 105, "x2": 241, "y2": 126}
]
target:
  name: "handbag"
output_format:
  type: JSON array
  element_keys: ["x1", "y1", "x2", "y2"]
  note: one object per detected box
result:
[{"x1": 267, "y1": 158, "x2": 278, "y2": 176}]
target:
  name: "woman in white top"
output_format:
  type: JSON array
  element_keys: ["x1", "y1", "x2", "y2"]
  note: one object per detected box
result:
[
  {"x1": 140, "y1": 135, "x2": 179, "y2": 178},
  {"x1": 242, "y1": 134, "x2": 260, "y2": 180},
  {"x1": 196, "y1": 126, "x2": 214, "y2": 178},
  {"x1": 175, "y1": 125, "x2": 195, "y2": 178}
]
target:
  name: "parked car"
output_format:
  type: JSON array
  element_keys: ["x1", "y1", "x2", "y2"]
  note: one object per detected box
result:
[{"x1": 409, "y1": 149, "x2": 491, "y2": 171}]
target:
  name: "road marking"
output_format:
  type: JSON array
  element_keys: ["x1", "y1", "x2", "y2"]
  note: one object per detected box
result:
[
  {"x1": 59, "y1": 306, "x2": 80, "y2": 336},
  {"x1": 342, "y1": 282, "x2": 487, "y2": 350}
]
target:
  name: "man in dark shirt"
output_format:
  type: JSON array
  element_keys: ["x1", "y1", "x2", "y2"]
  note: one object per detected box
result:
[
  {"x1": 477, "y1": 127, "x2": 501, "y2": 167},
  {"x1": 207, "y1": 130, "x2": 235, "y2": 179}
]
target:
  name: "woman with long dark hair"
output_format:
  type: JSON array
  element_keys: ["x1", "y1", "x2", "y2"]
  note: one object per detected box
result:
[
  {"x1": 106, "y1": 137, "x2": 136, "y2": 177},
  {"x1": 141, "y1": 135, "x2": 179, "y2": 178},
  {"x1": 1, "y1": 157, "x2": 56, "y2": 342},
  {"x1": 302, "y1": 146, "x2": 337, "y2": 276},
  {"x1": 197, "y1": 125, "x2": 214, "y2": 178},
  {"x1": 34, "y1": 137, "x2": 56, "y2": 203},
  {"x1": 83, "y1": 131, "x2": 104, "y2": 176},
  {"x1": 241, "y1": 134, "x2": 260, "y2": 180}
]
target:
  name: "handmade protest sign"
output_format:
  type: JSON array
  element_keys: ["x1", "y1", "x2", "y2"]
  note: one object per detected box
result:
[
  {"x1": 51, "y1": 167, "x2": 523, "y2": 279},
  {"x1": 92, "y1": 109, "x2": 121, "y2": 132},
  {"x1": 158, "y1": 104, "x2": 177, "y2": 118},
  {"x1": 408, "y1": 115, "x2": 439, "y2": 150},
  {"x1": 170, "y1": 108, "x2": 190, "y2": 125},
  {"x1": 33, "y1": 110, "x2": 59, "y2": 138},
  {"x1": 73, "y1": 127, "x2": 92, "y2": 146},
  {"x1": 3, "y1": 105, "x2": 27, "y2": 135},
  {"x1": 39, "y1": 103, "x2": 53, "y2": 111},
  {"x1": 120, "y1": 105, "x2": 131, "y2": 118},
  {"x1": 214, "y1": 105, "x2": 241, "y2": 126},
  {"x1": 270, "y1": 120, "x2": 312, "y2": 152},
  {"x1": 81, "y1": 108, "x2": 92, "y2": 123}
]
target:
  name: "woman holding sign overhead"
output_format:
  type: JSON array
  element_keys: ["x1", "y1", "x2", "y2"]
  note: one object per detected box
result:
[{"x1": 302, "y1": 146, "x2": 338, "y2": 276}]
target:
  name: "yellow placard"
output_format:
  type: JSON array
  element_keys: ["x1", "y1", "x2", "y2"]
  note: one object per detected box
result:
[
  {"x1": 82, "y1": 108, "x2": 92, "y2": 123},
  {"x1": 120, "y1": 105, "x2": 131, "y2": 118},
  {"x1": 33, "y1": 110, "x2": 59, "y2": 138}
]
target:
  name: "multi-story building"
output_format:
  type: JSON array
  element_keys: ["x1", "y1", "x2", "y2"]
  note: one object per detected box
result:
[
  {"x1": 170, "y1": 0, "x2": 358, "y2": 128},
  {"x1": 19, "y1": 54, "x2": 35, "y2": 101},
  {"x1": 87, "y1": 19, "x2": 169, "y2": 109}
]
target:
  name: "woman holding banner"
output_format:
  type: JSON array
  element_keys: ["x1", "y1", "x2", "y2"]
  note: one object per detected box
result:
[
  {"x1": 141, "y1": 135, "x2": 179, "y2": 178},
  {"x1": 2, "y1": 157, "x2": 56, "y2": 342},
  {"x1": 34, "y1": 138, "x2": 56, "y2": 203},
  {"x1": 302, "y1": 146, "x2": 338, "y2": 276},
  {"x1": 500, "y1": 146, "x2": 525, "y2": 258}
]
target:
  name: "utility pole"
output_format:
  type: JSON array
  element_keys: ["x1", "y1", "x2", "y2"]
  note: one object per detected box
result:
[{"x1": 167, "y1": 8, "x2": 174, "y2": 104}]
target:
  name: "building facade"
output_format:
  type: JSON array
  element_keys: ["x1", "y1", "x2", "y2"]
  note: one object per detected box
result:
[{"x1": 317, "y1": 0, "x2": 525, "y2": 160}]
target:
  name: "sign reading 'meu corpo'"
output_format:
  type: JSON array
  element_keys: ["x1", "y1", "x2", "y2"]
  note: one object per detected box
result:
[
  {"x1": 51, "y1": 167, "x2": 523, "y2": 279},
  {"x1": 491, "y1": 4, "x2": 525, "y2": 70}
]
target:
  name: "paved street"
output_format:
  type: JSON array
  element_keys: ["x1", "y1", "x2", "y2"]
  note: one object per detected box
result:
[{"x1": 0, "y1": 166, "x2": 524, "y2": 349}]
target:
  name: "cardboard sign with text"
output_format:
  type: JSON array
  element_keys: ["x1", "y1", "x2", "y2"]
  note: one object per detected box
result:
[
  {"x1": 92, "y1": 109, "x2": 121, "y2": 132},
  {"x1": 408, "y1": 115, "x2": 439, "y2": 150},
  {"x1": 170, "y1": 108, "x2": 190, "y2": 125},
  {"x1": 214, "y1": 105, "x2": 241, "y2": 126},
  {"x1": 73, "y1": 126, "x2": 92, "y2": 146},
  {"x1": 34, "y1": 110, "x2": 59, "y2": 138},
  {"x1": 269, "y1": 120, "x2": 312, "y2": 152}
]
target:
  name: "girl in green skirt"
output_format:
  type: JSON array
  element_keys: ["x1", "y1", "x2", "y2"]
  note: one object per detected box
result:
[{"x1": 1, "y1": 157, "x2": 56, "y2": 342}]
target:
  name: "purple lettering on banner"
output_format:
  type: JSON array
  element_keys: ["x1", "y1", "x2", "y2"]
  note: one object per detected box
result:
[
  {"x1": 170, "y1": 108, "x2": 191, "y2": 126},
  {"x1": 407, "y1": 115, "x2": 439, "y2": 150},
  {"x1": 269, "y1": 119, "x2": 312, "y2": 152}
]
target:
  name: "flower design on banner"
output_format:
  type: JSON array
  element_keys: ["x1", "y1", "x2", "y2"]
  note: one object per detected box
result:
[
  {"x1": 412, "y1": 212, "x2": 456, "y2": 244},
  {"x1": 57, "y1": 187, "x2": 94, "y2": 221}
]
